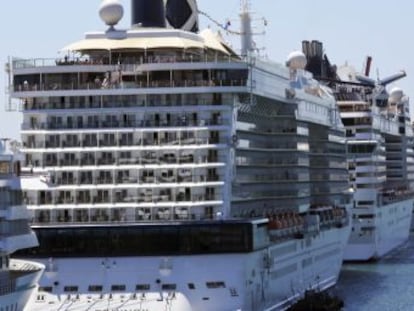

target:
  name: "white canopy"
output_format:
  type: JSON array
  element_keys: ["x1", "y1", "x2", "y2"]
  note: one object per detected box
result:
[{"x1": 61, "y1": 28, "x2": 231, "y2": 55}]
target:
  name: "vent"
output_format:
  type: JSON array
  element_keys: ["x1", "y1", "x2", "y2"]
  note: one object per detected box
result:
[{"x1": 131, "y1": 0, "x2": 166, "y2": 28}]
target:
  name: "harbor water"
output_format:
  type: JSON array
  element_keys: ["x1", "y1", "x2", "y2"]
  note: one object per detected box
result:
[{"x1": 336, "y1": 234, "x2": 414, "y2": 310}]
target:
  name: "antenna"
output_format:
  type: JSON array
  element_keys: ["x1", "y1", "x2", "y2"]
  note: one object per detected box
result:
[
  {"x1": 199, "y1": 1, "x2": 267, "y2": 56},
  {"x1": 240, "y1": 0, "x2": 253, "y2": 56},
  {"x1": 4, "y1": 58, "x2": 15, "y2": 112},
  {"x1": 241, "y1": 0, "x2": 250, "y2": 11}
]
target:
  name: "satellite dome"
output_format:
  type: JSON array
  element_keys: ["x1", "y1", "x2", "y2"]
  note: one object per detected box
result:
[
  {"x1": 389, "y1": 87, "x2": 404, "y2": 103},
  {"x1": 99, "y1": 0, "x2": 124, "y2": 27},
  {"x1": 337, "y1": 64, "x2": 357, "y2": 82},
  {"x1": 287, "y1": 51, "x2": 307, "y2": 70}
]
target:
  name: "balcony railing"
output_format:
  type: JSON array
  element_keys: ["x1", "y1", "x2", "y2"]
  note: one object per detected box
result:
[
  {"x1": 23, "y1": 137, "x2": 220, "y2": 150},
  {"x1": 37, "y1": 174, "x2": 222, "y2": 187},
  {"x1": 23, "y1": 97, "x2": 223, "y2": 111},
  {"x1": 26, "y1": 193, "x2": 222, "y2": 206},
  {"x1": 32, "y1": 209, "x2": 220, "y2": 225},
  {"x1": 12, "y1": 54, "x2": 243, "y2": 70},
  {"x1": 14, "y1": 79, "x2": 246, "y2": 93},
  {"x1": 22, "y1": 118, "x2": 228, "y2": 131},
  {"x1": 35, "y1": 155, "x2": 220, "y2": 168}
]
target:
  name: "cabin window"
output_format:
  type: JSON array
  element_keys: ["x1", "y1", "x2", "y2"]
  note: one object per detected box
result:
[
  {"x1": 39, "y1": 287, "x2": 53, "y2": 293},
  {"x1": 136, "y1": 284, "x2": 150, "y2": 291},
  {"x1": 88, "y1": 285, "x2": 103, "y2": 292},
  {"x1": 206, "y1": 281, "x2": 226, "y2": 289},
  {"x1": 162, "y1": 284, "x2": 177, "y2": 290},
  {"x1": 64, "y1": 286, "x2": 78, "y2": 292},
  {"x1": 111, "y1": 285, "x2": 126, "y2": 291}
]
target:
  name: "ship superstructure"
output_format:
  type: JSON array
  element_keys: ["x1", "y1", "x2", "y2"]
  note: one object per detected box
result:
[
  {"x1": 302, "y1": 41, "x2": 414, "y2": 260},
  {"x1": 0, "y1": 141, "x2": 44, "y2": 311},
  {"x1": 8, "y1": 1, "x2": 352, "y2": 310}
]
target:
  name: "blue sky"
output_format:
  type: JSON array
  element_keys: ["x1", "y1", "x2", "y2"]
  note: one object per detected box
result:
[{"x1": 1, "y1": 0, "x2": 414, "y2": 139}]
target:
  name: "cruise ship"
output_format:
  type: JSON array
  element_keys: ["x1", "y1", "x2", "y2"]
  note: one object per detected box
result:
[
  {"x1": 8, "y1": 1, "x2": 352, "y2": 310},
  {"x1": 0, "y1": 140, "x2": 44, "y2": 311},
  {"x1": 302, "y1": 41, "x2": 414, "y2": 261}
]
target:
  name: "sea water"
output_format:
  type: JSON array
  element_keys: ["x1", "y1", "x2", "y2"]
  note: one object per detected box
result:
[{"x1": 336, "y1": 235, "x2": 414, "y2": 311}]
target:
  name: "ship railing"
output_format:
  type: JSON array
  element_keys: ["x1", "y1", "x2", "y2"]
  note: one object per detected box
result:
[
  {"x1": 12, "y1": 54, "x2": 243, "y2": 70},
  {"x1": 33, "y1": 155, "x2": 220, "y2": 168},
  {"x1": 30, "y1": 210, "x2": 222, "y2": 225},
  {"x1": 26, "y1": 193, "x2": 222, "y2": 207},
  {"x1": 21, "y1": 118, "x2": 230, "y2": 131},
  {"x1": 236, "y1": 158, "x2": 304, "y2": 166},
  {"x1": 14, "y1": 79, "x2": 247, "y2": 93},
  {"x1": 22, "y1": 97, "x2": 221, "y2": 111},
  {"x1": 382, "y1": 189, "x2": 414, "y2": 204},
  {"x1": 24, "y1": 138, "x2": 221, "y2": 149}
]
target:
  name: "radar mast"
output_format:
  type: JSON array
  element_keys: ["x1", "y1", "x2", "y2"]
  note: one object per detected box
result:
[{"x1": 240, "y1": 0, "x2": 253, "y2": 57}]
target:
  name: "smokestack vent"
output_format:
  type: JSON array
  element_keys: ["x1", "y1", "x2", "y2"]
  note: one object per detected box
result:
[{"x1": 131, "y1": 0, "x2": 166, "y2": 28}]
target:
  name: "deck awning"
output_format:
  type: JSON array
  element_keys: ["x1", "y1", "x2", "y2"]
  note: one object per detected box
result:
[{"x1": 61, "y1": 29, "x2": 231, "y2": 55}]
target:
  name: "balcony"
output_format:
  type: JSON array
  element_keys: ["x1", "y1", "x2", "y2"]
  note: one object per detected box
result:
[
  {"x1": 80, "y1": 158, "x2": 96, "y2": 166},
  {"x1": 99, "y1": 140, "x2": 116, "y2": 147},
  {"x1": 82, "y1": 141, "x2": 98, "y2": 148},
  {"x1": 12, "y1": 54, "x2": 243, "y2": 70},
  {"x1": 62, "y1": 141, "x2": 81, "y2": 148},
  {"x1": 21, "y1": 117, "x2": 230, "y2": 131},
  {"x1": 76, "y1": 196, "x2": 92, "y2": 204},
  {"x1": 96, "y1": 177, "x2": 113, "y2": 185},
  {"x1": 57, "y1": 197, "x2": 75, "y2": 205},
  {"x1": 59, "y1": 178, "x2": 75, "y2": 186},
  {"x1": 31, "y1": 205, "x2": 220, "y2": 225},
  {"x1": 14, "y1": 79, "x2": 246, "y2": 94},
  {"x1": 45, "y1": 142, "x2": 61, "y2": 148},
  {"x1": 79, "y1": 178, "x2": 93, "y2": 185},
  {"x1": 97, "y1": 158, "x2": 116, "y2": 166},
  {"x1": 59, "y1": 160, "x2": 79, "y2": 167}
]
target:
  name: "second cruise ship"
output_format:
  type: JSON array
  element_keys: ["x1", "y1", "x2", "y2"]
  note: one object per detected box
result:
[
  {"x1": 302, "y1": 41, "x2": 414, "y2": 260},
  {"x1": 0, "y1": 140, "x2": 44, "y2": 311}
]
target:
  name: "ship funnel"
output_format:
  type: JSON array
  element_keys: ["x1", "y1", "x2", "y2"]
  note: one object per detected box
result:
[
  {"x1": 131, "y1": 0, "x2": 166, "y2": 28},
  {"x1": 165, "y1": 0, "x2": 199, "y2": 33}
]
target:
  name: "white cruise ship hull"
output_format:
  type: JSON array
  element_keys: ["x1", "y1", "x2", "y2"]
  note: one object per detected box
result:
[
  {"x1": 0, "y1": 259, "x2": 44, "y2": 311},
  {"x1": 25, "y1": 224, "x2": 350, "y2": 311},
  {"x1": 0, "y1": 290, "x2": 33, "y2": 311},
  {"x1": 344, "y1": 199, "x2": 414, "y2": 261}
]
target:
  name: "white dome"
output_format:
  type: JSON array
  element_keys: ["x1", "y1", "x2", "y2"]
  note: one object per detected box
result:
[
  {"x1": 99, "y1": 0, "x2": 124, "y2": 27},
  {"x1": 337, "y1": 65, "x2": 357, "y2": 82},
  {"x1": 287, "y1": 51, "x2": 307, "y2": 70},
  {"x1": 389, "y1": 87, "x2": 404, "y2": 102}
]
